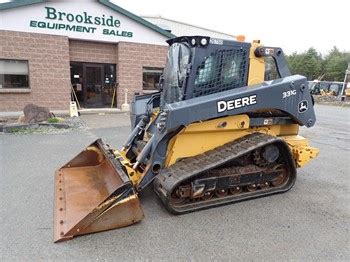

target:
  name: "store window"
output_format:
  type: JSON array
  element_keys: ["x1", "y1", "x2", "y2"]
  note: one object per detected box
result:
[
  {"x1": 143, "y1": 67, "x2": 163, "y2": 91},
  {"x1": 0, "y1": 60, "x2": 29, "y2": 88}
]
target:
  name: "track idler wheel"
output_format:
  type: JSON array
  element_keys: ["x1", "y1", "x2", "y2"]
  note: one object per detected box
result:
[
  {"x1": 259, "y1": 182, "x2": 270, "y2": 190},
  {"x1": 201, "y1": 191, "x2": 213, "y2": 200},
  {"x1": 247, "y1": 184, "x2": 258, "y2": 192},
  {"x1": 271, "y1": 165, "x2": 288, "y2": 187},
  {"x1": 215, "y1": 189, "x2": 228, "y2": 198},
  {"x1": 170, "y1": 186, "x2": 189, "y2": 205},
  {"x1": 229, "y1": 186, "x2": 242, "y2": 195}
]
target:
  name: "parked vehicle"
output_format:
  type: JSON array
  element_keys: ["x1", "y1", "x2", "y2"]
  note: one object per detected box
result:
[{"x1": 308, "y1": 80, "x2": 344, "y2": 96}]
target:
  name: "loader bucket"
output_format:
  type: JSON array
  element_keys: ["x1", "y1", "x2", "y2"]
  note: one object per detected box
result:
[{"x1": 54, "y1": 139, "x2": 144, "y2": 242}]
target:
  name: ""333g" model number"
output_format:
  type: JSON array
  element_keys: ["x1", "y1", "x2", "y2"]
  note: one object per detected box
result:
[{"x1": 282, "y1": 90, "x2": 296, "y2": 98}]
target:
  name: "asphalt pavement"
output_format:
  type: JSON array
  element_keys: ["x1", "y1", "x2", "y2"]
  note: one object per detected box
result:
[{"x1": 0, "y1": 105, "x2": 349, "y2": 261}]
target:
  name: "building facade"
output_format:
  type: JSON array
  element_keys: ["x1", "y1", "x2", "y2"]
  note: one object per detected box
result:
[{"x1": 0, "y1": 0, "x2": 173, "y2": 111}]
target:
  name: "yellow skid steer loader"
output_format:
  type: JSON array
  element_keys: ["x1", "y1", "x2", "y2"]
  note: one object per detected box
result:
[{"x1": 54, "y1": 36, "x2": 319, "y2": 242}]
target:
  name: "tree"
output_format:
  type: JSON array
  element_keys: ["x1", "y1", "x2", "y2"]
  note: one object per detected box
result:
[
  {"x1": 286, "y1": 52, "x2": 305, "y2": 76},
  {"x1": 286, "y1": 48, "x2": 323, "y2": 80},
  {"x1": 286, "y1": 47, "x2": 350, "y2": 82},
  {"x1": 303, "y1": 48, "x2": 323, "y2": 80},
  {"x1": 323, "y1": 47, "x2": 350, "y2": 81}
]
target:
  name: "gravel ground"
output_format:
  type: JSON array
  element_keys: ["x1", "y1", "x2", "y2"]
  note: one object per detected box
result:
[
  {"x1": 0, "y1": 105, "x2": 349, "y2": 261},
  {"x1": 62, "y1": 116, "x2": 88, "y2": 129},
  {"x1": 0, "y1": 117, "x2": 87, "y2": 135},
  {"x1": 314, "y1": 95, "x2": 350, "y2": 107}
]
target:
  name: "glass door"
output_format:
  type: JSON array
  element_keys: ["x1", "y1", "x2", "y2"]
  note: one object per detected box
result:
[
  {"x1": 71, "y1": 62, "x2": 116, "y2": 108},
  {"x1": 102, "y1": 64, "x2": 117, "y2": 106},
  {"x1": 84, "y1": 64, "x2": 104, "y2": 108}
]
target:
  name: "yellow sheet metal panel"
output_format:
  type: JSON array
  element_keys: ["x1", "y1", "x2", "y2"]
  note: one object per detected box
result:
[
  {"x1": 183, "y1": 114, "x2": 250, "y2": 133},
  {"x1": 248, "y1": 41, "x2": 265, "y2": 86},
  {"x1": 165, "y1": 115, "x2": 251, "y2": 166},
  {"x1": 165, "y1": 115, "x2": 300, "y2": 167},
  {"x1": 279, "y1": 124, "x2": 299, "y2": 135},
  {"x1": 249, "y1": 124, "x2": 299, "y2": 137}
]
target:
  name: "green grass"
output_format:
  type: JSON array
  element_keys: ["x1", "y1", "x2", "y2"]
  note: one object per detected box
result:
[
  {"x1": 47, "y1": 117, "x2": 60, "y2": 123},
  {"x1": 9, "y1": 127, "x2": 22, "y2": 133}
]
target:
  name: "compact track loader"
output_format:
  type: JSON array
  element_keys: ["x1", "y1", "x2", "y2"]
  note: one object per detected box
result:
[{"x1": 54, "y1": 36, "x2": 319, "y2": 242}]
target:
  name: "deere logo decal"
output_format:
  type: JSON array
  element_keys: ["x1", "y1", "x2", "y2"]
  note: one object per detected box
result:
[
  {"x1": 29, "y1": 6, "x2": 133, "y2": 38},
  {"x1": 298, "y1": 100, "x2": 308, "y2": 113},
  {"x1": 217, "y1": 95, "x2": 257, "y2": 113}
]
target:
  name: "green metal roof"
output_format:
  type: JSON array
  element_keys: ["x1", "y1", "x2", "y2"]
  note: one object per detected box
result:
[
  {"x1": 0, "y1": 0, "x2": 45, "y2": 10},
  {"x1": 0, "y1": 0, "x2": 175, "y2": 39}
]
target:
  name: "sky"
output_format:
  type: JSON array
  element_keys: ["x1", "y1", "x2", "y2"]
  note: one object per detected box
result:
[
  {"x1": 0, "y1": 0, "x2": 347, "y2": 55},
  {"x1": 113, "y1": 0, "x2": 348, "y2": 55}
]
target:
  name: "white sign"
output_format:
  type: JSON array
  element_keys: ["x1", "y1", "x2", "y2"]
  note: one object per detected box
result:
[{"x1": 0, "y1": 0, "x2": 168, "y2": 45}]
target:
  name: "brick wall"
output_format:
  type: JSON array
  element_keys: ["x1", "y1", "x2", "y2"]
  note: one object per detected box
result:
[
  {"x1": 0, "y1": 30, "x2": 70, "y2": 111},
  {"x1": 117, "y1": 42, "x2": 168, "y2": 106},
  {"x1": 0, "y1": 30, "x2": 168, "y2": 111},
  {"x1": 69, "y1": 40, "x2": 117, "y2": 64}
]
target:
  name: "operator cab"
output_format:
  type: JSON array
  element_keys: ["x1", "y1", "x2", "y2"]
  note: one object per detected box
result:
[{"x1": 160, "y1": 36, "x2": 250, "y2": 106}]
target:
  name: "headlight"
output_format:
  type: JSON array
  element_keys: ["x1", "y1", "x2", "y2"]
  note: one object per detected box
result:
[
  {"x1": 190, "y1": 38, "x2": 197, "y2": 46},
  {"x1": 200, "y1": 38, "x2": 208, "y2": 46}
]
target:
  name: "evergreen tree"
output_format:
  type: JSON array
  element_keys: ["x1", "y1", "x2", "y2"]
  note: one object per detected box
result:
[
  {"x1": 323, "y1": 47, "x2": 350, "y2": 81},
  {"x1": 286, "y1": 47, "x2": 349, "y2": 82}
]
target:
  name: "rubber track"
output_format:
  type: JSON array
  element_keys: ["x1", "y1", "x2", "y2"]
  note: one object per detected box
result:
[{"x1": 153, "y1": 132, "x2": 296, "y2": 214}]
